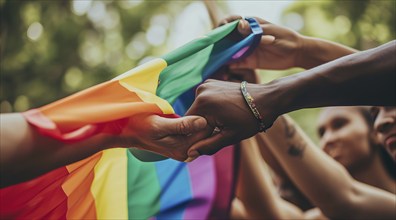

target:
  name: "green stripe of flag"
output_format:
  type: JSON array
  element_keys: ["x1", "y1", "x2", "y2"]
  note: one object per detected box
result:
[
  {"x1": 157, "y1": 20, "x2": 239, "y2": 104},
  {"x1": 127, "y1": 150, "x2": 161, "y2": 219}
]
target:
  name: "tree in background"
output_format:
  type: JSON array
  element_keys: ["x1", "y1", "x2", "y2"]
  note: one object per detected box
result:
[
  {"x1": 283, "y1": 0, "x2": 395, "y2": 50},
  {"x1": 1, "y1": 0, "x2": 192, "y2": 112}
]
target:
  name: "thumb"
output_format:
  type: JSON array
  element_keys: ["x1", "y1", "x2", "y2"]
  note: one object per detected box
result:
[
  {"x1": 161, "y1": 116, "x2": 207, "y2": 135},
  {"x1": 238, "y1": 19, "x2": 252, "y2": 37}
]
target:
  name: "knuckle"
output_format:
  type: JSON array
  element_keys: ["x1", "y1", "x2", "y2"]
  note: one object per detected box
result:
[
  {"x1": 170, "y1": 148, "x2": 187, "y2": 161},
  {"x1": 204, "y1": 79, "x2": 216, "y2": 83},
  {"x1": 196, "y1": 83, "x2": 206, "y2": 94},
  {"x1": 150, "y1": 123, "x2": 163, "y2": 139},
  {"x1": 177, "y1": 119, "x2": 190, "y2": 135}
]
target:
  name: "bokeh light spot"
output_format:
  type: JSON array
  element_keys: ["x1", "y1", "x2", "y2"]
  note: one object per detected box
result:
[
  {"x1": 14, "y1": 96, "x2": 30, "y2": 112},
  {"x1": 27, "y1": 22, "x2": 43, "y2": 41},
  {"x1": 64, "y1": 67, "x2": 83, "y2": 89},
  {"x1": 72, "y1": 0, "x2": 92, "y2": 16}
]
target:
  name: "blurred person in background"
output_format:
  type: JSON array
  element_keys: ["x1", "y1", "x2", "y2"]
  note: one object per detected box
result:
[
  {"x1": 231, "y1": 111, "x2": 395, "y2": 219},
  {"x1": 372, "y1": 106, "x2": 396, "y2": 161}
]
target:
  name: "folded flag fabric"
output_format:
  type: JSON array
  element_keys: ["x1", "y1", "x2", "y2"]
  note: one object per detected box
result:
[{"x1": 0, "y1": 18, "x2": 262, "y2": 219}]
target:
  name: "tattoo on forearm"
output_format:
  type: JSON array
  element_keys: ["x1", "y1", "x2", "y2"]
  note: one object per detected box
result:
[
  {"x1": 281, "y1": 117, "x2": 306, "y2": 158},
  {"x1": 287, "y1": 144, "x2": 305, "y2": 158}
]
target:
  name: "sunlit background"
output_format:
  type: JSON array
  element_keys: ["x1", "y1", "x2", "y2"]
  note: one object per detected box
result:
[{"x1": 1, "y1": 0, "x2": 395, "y2": 142}]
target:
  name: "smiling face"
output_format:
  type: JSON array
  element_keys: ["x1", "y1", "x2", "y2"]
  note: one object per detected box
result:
[
  {"x1": 317, "y1": 107, "x2": 374, "y2": 171},
  {"x1": 372, "y1": 106, "x2": 396, "y2": 161}
]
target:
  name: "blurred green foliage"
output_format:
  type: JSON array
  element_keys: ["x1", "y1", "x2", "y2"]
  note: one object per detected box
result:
[
  {"x1": 1, "y1": 0, "x2": 191, "y2": 112},
  {"x1": 283, "y1": 0, "x2": 395, "y2": 49}
]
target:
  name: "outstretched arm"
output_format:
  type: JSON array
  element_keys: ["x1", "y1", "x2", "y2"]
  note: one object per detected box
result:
[
  {"x1": 1, "y1": 113, "x2": 108, "y2": 187},
  {"x1": 269, "y1": 40, "x2": 396, "y2": 113},
  {"x1": 261, "y1": 115, "x2": 396, "y2": 219},
  {"x1": 0, "y1": 113, "x2": 208, "y2": 187}
]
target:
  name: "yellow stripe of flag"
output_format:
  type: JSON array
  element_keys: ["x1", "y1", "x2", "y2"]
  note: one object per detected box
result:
[
  {"x1": 91, "y1": 149, "x2": 128, "y2": 219},
  {"x1": 115, "y1": 58, "x2": 174, "y2": 114}
]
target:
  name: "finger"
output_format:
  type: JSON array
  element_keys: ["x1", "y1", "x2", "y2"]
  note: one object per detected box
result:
[
  {"x1": 158, "y1": 115, "x2": 208, "y2": 136},
  {"x1": 261, "y1": 35, "x2": 276, "y2": 45},
  {"x1": 176, "y1": 116, "x2": 208, "y2": 134},
  {"x1": 157, "y1": 123, "x2": 212, "y2": 162},
  {"x1": 251, "y1": 17, "x2": 272, "y2": 25},
  {"x1": 187, "y1": 125, "x2": 213, "y2": 144},
  {"x1": 237, "y1": 19, "x2": 252, "y2": 37},
  {"x1": 218, "y1": 15, "x2": 243, "y2": 26},
  {"x1": 259, "y1": 23, "x2": 284, "y2": 37},
  {"x1": 187, "y1": 130, "x2": 235, "y2": 157}
]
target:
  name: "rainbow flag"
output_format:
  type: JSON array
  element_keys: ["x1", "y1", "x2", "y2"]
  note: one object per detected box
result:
[{"x1": 0, "y1": 18, "x2": 262, "y2": 219}]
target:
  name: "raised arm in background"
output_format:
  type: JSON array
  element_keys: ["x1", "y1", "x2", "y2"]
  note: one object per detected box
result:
[
  {"x1": 231, "y1": 135, "x2": 305, "y2": 220},
  {"x1": 259, "y1": 115, "x2": 396, "y2": 219}
]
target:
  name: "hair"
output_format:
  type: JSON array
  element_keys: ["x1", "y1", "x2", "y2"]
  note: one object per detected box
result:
[{"x1": 354, "y1": 106, "x2": 396, "y2": 180}]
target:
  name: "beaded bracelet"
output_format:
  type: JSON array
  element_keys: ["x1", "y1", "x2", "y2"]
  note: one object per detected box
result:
[{"x1": 240, "y1": 81, "x2": 266, "y2": 132}]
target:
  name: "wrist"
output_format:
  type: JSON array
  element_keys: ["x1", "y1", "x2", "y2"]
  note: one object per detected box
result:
[
  {"x1": 292, "y1": 34, "x2": 309, "y2": 69},
  {"x1": 297, "y1": 36, "x2": 357, "y2": 69},
  {"x1": 247, "y1": 79, "x2": 294, "y2": 129},
  {"x1": 94, "y1": 133, "x2": 116, "y2": 150},
  {"x1": 240, "y1": 81, "x2": 266, "y2": 132},
  {"x1": 264, "y1": 74, "x2": 306, "y2": 115},
  {"x1": 295, "y1": 36, "x2": 319, "y2": 69}
]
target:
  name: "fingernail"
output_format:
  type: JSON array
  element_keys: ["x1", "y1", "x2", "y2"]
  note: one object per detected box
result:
[
  {"x1": 262, "y1": 35, "x2": 275, "y2": 43},
  {"x1": 184, "y1": 156, "x2": 197, "y2": 162},
  {"x1": 185, "y1": 151, "x2": 200, "y2": 162}
]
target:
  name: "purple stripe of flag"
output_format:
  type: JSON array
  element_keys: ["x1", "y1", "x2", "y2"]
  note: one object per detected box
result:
[{"x1": 183, "y1": 156, "x2": 216, "y2": 219}]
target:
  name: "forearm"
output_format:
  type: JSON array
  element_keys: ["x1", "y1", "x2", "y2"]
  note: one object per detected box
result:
[
  {"x1": 263, "y1": 115, "x2": 396, "y2": 219},
  {"x1": 274, "y1": 40, "x2": 396, "y2": 114},
  {"x1": 0, "y1": 113, "x2": 110, "y2": 187},
  {"x1": 237, "y1": 137, "x2": 304, "y2": 219},
  {"x1": 298, "y1": 36, "x2": 358, "y2": 69},
  {"x1": 254, "y1": 133, "x2": 289, "y2": 179}
]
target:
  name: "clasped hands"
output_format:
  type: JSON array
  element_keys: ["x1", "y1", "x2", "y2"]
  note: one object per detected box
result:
[
  {"x1": 117, "y1": 79, "x2": 264, "y2": 162},
  {"x1": 119, "y1": 69, "x2": 271, "y2": 162}
]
